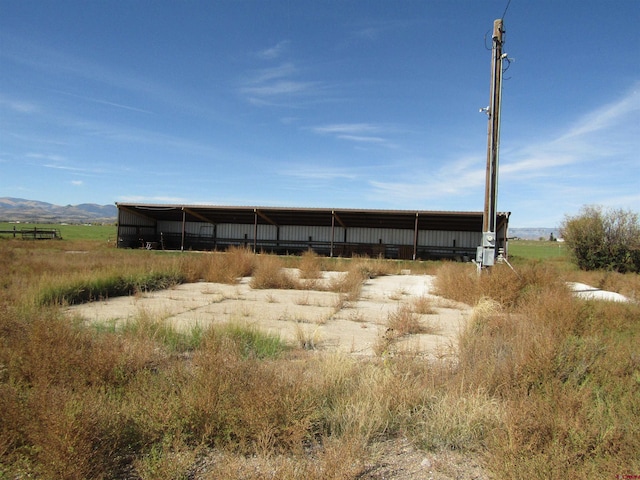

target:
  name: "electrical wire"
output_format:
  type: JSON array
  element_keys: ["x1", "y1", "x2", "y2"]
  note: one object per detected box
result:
[{"x1": 501, "y1": 0, "x2": 512, "y2": 20}]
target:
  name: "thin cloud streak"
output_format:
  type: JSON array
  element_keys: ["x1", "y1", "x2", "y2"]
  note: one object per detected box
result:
[
  {"x1": 240, "y1": 55, "x2": 326, "y2": 104},
  {"x1": 52, "y1": 89, "x2": 153, "y2": 114},
  {"x1": 258, "y1": 41, "x2": 290, "y2": 60},
  {"x1": 501, "y1": 86, "x2": 640, "y2": 180},
  {"x1": 312, "y1": 123, "x2": 383, "y2": 135},
  {"x1": 336, "y1": 135, "x2": 387, "y2": 143},
  {"x1": 557, "y1": 85, "x2": 640, "y2": 141},
  {"x1": 0, "y1": 95, "x2": 40, "y2": 114},
  {"x1": 280, "y1": 165, "x2": 358, "y2": 181},
  {"x1": 311, "y1": 123, "x2": 397, "y2": 147},
  {"x1": 1, "y1": 33, "x2": 211, "y2": 118},
  {"x1": 367, "y1": 87, "x2": 639, "y2": 209}
]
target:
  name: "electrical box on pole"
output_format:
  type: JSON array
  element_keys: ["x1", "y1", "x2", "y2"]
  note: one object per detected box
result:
[{"x1": 477, "y1": 18, "x2": 506, "y2": 268}]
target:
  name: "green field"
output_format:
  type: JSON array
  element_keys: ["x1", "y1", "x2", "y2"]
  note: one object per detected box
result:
[
  {"x1": 507, "y1": 239, "x2": 568, "y2": 260},
  {"x1": 0, "y1": 222, "x2": 117, "y2": 242}
]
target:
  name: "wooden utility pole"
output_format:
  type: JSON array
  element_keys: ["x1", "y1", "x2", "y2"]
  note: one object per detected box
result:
[{"x1": 477, "y1": 18, "x2": 506, "y2": 268}]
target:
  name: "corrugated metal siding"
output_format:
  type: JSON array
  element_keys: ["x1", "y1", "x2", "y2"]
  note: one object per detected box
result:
[
  {"x1": 118, "y1": 209, "x2": 155, "y2": 227},
  {"x1": 279, "y1": 225, "x2": 336, "y2": 242},
  {"x1": 346, "y1": 227, "x2": 414, "y2": 245},
  {"x1": 217, "y1": 223, "x2": 254, "y2": 239},
  {"x1": 156, "y1": 220, "x2": 178, "y2": 233},
  {"x1": 418, "y1": 230, "x2": 480, "y2": 248},
  {"x1": 257, "y1": 224, "x2": 277, "y2": 239}
]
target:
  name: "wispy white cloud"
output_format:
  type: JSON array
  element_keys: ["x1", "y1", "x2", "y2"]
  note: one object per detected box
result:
[
  {"x1": 43, "y1": 163, "x2": 104, "y2": 175},
  {"x1": 52, "y1": 89, "x2": 153, "y2": 114},
  {"x1": 312, "y1": 123, "x2": 382, "y2": 135},
  {"x1": 557, "y1": 86, "x2": 640, "y2": 141},
  {"x1": 311, "y1": 123, "x2": 397, "y2": 147},
  {"x1": 280, "y1": 165, "x2": 358, "y2": 181},
  {"x1": 0, "y1": 33, "x2": 205, "y2": 116},
  {"x1": 371, "y1": 86, "x2": 639, "y2": 203},
  {"x1": 0, "y1": 95, "x2": 40, "y2": 113},
  {"x1": 335, "y1": 135, "x2": 387, "y2": 144},
  {"x1": 71, "y1": 180, "x2": 83, "y2": 186},
  {"x1": 351, "y1": 19, "x2": 416, "y2": 41},
  {"x1": 369, "y1": 155, "x2": 486, "y2": 203},
  {"x1": 249, "y1": 63, "x2": 297, "y2": 84},
  {"x1": 258, "y1": 40, "x2": 290, "y2": 60},
  {"x1": 499, "y1": 85, "x2": 639, "y2": 181},
  {"x1": 26, "y1": 152, "x2": 67, "y2": 162},
  {"x1": 240, "y1": 62, "x2": 322, "y2": 103},
  {"x1": 243, "y1": 79, "x2": 319, "y2": 97}
]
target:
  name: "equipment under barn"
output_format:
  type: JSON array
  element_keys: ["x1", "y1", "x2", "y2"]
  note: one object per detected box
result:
[{"x1": 116, "y1": 204, "x2": 510, "y2": 261}]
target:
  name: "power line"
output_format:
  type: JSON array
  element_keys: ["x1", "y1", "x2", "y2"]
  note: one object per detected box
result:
[{"x1": 501, "y1": 0, "x2": 512, "y2": 20}]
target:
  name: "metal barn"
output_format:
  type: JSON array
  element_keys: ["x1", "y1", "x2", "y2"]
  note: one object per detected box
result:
[{"x1": 116, "y1": 204, "x2": 510, "y2": 261}]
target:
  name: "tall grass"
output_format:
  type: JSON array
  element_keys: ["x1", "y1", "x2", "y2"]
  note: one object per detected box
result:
[
  {"x1": 435, "y1": 260, "x2": 640, "y2": 477},
  {"x1": 1, "y1": 239, "x2": 639, "y2": 478},
  {"x1": 250, "y1": 253, "x2": 298, "y2": 289},
  {"x1": 38, "y1": 271, "x2": 185, "y2": 306}
]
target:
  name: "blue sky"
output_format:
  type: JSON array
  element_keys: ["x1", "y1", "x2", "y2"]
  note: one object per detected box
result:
[{"x1": 1, "y1": 1, "x2": 638, "y2": 227}]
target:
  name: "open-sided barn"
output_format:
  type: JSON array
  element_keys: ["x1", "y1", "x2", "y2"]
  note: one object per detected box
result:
[{"x1": 116, "y1": 204, "x2": 510, "y2": 261}]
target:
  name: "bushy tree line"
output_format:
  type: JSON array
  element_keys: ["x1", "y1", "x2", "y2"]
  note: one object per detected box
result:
[{"x1": 560, "y1": 206, "x2": 640, "y2": 273}]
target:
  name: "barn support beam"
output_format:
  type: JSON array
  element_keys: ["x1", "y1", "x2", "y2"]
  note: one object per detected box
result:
[
  {"x1": 413, "y1": 212, "x2": 419, "y2": 261},
  {"x1": 183, "y1": 207, "x2": 213, "y2": 224},
  {"x1": 330, "y1": 211, "x2": 335, "y2": 257},
  {"x1": 256, "y1": 209, "x2": 278, "y2": 227},
  {"x1": 116, "y1": 209, "x2": 122, "y2": 248},
  {"x1": 253, "y1": 209, "x2": 258, "y2": 252},
  {"x1": 180, "y1": 208, "x2": 186, "y2": 251}
]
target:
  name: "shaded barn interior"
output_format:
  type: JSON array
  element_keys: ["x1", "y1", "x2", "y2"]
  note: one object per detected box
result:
[{"x1": 116, "y1": 204, "x2": 510, "y2": 261}]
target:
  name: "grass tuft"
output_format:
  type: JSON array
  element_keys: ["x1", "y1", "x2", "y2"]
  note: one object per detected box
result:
[{"x1": 250, "y1": 254, "x2": 297, "y2": 289}]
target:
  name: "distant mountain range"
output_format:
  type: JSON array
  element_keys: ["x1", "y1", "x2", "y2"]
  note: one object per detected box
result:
[
  {"x1": 0, "y1": 197, "x2": 117, "y2": 224},
  {"x1": 508, "y1": 228, "x2": 560, "y2": 241}
]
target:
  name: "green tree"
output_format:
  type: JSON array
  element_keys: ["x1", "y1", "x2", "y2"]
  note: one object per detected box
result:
[{"x1": 560, "y1": 206, "x2": 640, "y2": 273}]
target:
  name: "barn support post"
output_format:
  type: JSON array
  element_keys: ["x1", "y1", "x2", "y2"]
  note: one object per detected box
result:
[
  {"x1": 330, "y1": 211, "x2": 335, "y2": 257},
  {"x1": 116, "y1": 208, "x2": 121, "y2": 248},
  {"x1": 413, "y1": 212, "x2": 419, "y2": 260},
  {"x1": 253, "y1": 209, "x2": 258, "y2": 252},
  {"x1": 181, "y1": 208, "x2": 186, "y2": 251}
]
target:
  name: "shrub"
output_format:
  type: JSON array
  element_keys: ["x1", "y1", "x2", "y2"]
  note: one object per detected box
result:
[{"x1": 560, "y1": 206, "x2": 640, "y2": 273}]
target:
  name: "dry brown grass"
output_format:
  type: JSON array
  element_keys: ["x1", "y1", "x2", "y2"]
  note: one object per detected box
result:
[
  {"x1": 1, "y1": 239, "x2": 639, "y2": 479},
  {"x1": 411, "y1": 295, "x2": 435, "y2": 314},
  {"x1": 298, "y1": 249, "x2": 324, "y2": 279},
  {"x1": 250, "y1": 254, "x2": 297, "y2": 289},
  {"x1": 327, "y1": 261, "x2": 369, "y2": 302},
  {"x1": 443, "y1": 263, "x2": 640, "y2": 478},
  {"x1": 192, "y1": 246, "x2": 255, "y2": 283},
  {"x1": 386, "y1": 304, "x2": 427, "y2": 336}
]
